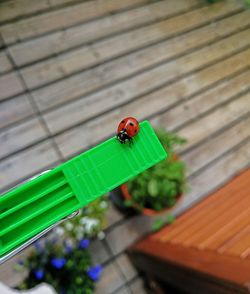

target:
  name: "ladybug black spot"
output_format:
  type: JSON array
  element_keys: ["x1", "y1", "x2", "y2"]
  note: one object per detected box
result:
[
  {"x1": 129, "y1": 122, "x2": 134, "y2": 126},
  {"x1": 134, "y1": 130, "x2": 137, "y2": 133},
  {"x1": 121, "y1": 120, "x2": 125, "y2": 123}
]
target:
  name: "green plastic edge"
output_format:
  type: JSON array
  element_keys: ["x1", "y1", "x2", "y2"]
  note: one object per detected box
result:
[{"x1": 0, "y1": 121, "x2": 167, "y2": 257}]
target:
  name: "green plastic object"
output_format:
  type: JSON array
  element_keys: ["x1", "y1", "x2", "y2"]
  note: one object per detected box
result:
[{"x1": 0, "y1": 121, "x2": 167, "y2": 258}]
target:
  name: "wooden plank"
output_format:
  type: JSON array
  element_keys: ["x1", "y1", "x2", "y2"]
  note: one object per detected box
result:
[
  {"x1": 129, "y1": 249, "x2": 249, "y2": 294},
  {"x1": 169, "y1": 178, "x2": 250, "y2": 245},
  {"x1": 54, "y1": 49, "x2": 250, "y2": 158},
  {"x1": 181, "y1": 190, "x2": 250, "y2": 247},
  {"x1": 176, "y1": 93, "x2": 250, "y2": 152},
  {"x1": 0, "y1": 117, "x2": 47, "y2": 159},
  {"x1": 0, "y1": 72, "x2": 24, "y2": 101},
  {"x1": 0, "y1": 0, "x2": 79, "y2": 24},
  {"x1": 153, "y1": 70, "x2": 250, "y2": 133},
  {"x1": 0, "y1": 94, "x2": 35, "y2": 129},
  {"x1": 154, "y1": 171, "x2": 250, "y2": 243},
  {"x1": 0, "y1": 51, "x2": 12, "y2": 74},
  {"x1": 174, "y1": 140, "x2": 250, "y2": 216},
  {"x1": 222, "y1": 227, "x2": 250, "y2": 257},
  {"x1": 183, "y1": 115, "x2": 250, "y2": 177},
  {"x1": 204, "y1": 209, "x2": 250, "y2": 251},
  {"x1": 32, "y1": 10, "x2": 250, "y2": 111},
  {"x1": 44, "y1": 30, "x2": 250, "y2": 135},
  {"x1": 21, "y1": 1, "x2": 244, "y2": 89},
  {"x1": 9, "y1": 0, "x2": 201, "y2": 66},
  {"x1": 131, "y1": 240, "x2": 250, "y2": 288},
  {"x1": 94, "y1": 263, "x2": 125, "y2": 294},
  {"x1": 0, "y1": 0, "x2": 149, "y2": 45},
  {"x1": 0, "y1": 141, "x2": 60, "y2": 193}
]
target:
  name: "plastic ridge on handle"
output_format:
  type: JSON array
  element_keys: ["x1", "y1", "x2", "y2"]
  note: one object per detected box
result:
[{"x1": 0, "y1": 121, "x2": 167, "y2": 258}]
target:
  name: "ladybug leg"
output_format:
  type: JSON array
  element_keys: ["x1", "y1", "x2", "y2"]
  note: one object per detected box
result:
[{"x1": 128, "y1": 137, "x2": 133, "y2": 147}]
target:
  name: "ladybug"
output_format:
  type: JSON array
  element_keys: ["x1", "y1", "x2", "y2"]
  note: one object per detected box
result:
[{"x1": 117, "y1": 117, "x2": 140, "y2": 144}]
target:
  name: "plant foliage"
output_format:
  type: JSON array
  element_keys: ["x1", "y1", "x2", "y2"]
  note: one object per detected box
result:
[
  {"x1": 59, "y1": 196, "x2": 108, "y2": 241},
  {"x1": 16, "y1": 239, "x2": 102, "y2": 294},
  {"x1": 126, "y1": 128, "x2": 187, "y2": 211},
  {"x1": 15, "y1": 197, "x2": 108, "y2": 293}
]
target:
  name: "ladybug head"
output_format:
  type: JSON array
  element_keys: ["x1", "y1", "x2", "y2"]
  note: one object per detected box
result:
[{"x1": 117, "y1": 129, "x2": 130, "y2": 144}]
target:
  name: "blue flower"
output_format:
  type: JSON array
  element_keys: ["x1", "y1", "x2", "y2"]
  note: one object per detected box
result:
[
  {"x1": 78, "y1": 239, "x2": 89, "y2": 249},
  {"x1": 87, "y1": 265, "x2": 102, "y2": 281},
  {"x1": 65, "y1": 243, "x2": 73, "y2": 254},
  {"x1": 34, "y1": 269, "x2": 44, "y2": 280},
  {"x1": 34, "y1": 241, "x2": 43, "y2": 252},
  {"x1": 51, "y1": 257, "x2": 66, "y2": 269}
]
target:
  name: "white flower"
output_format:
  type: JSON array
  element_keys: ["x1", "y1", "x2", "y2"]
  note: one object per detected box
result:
[
  {"x1": 80, "y1": 217, "x2": 88, "y2": 225},
  {"x1": 65, "y1": 222, "x2": 73, "y2": 231},
  {"x1": 55, "y1": 227, "x2": 64, "y2": 236},
  {"x1": 100, "y1": 201, "x2": 108, "y2": 209},
  {"x1": 84, "y1": 218, "x2": 99, "y2": 233}
]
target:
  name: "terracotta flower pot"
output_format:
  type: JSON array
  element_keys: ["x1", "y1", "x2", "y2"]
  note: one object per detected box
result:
[{"x1": 121, "y1": 183, "x2": 182, "y2": 216}]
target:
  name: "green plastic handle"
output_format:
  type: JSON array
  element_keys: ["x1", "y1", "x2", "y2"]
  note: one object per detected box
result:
[{"x1": 0, "y1": 121, "x2": 167, "y2": 257}]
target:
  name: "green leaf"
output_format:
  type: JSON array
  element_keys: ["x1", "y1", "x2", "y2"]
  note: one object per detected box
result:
[
  {"x1": 152, "y1": 218, "x2": 165, "y2": 232},
  {"x1": 165, "y1": 214, "x2": 175, "y2": 224},
  {"x1": 148, "y1": 179, "x2": 158, "y2": 197},
  {"x1": 124, "y1": 200, "x2": 133, "y2": 207}
]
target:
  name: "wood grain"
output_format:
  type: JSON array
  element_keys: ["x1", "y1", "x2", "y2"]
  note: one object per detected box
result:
[
  {"x1": 9, "y1": 0, "x2": 200, "y2": 66},
  {"x1": 204, "y1": 213, "x2": 250, "y2": 251},
  {"x1": 179, "y1": 190, "x2": 250, "y2": 246},
  {"x1": 20, "y1": 0, "x2": 244, "y2": 89},
  {"x1": 31, "y1": 10, "x2": 250, "y2": 111},
  {"x1": 0, "y1": 0, "x2": 79, "y2": 24},
  {"x1": 177, "y1": 93, "x2": 250, "y2": 152},
  {"x1": 54, "y1": 49, "x2": 250, "y2": 158},
  {"x1": 152, "y1": 170, "x2": 250, "y2": 241},
  {"x1": 0, "y1": 52, "x2": 12, "y2": 74},
  {"x1": 131, "y1": 240, "x2": 250, "y2": 291},
  {"x1": 43, "y1": 30, "x2": 250, "y2": 135},
  {"x1": 0, "y1": 0, "x2": 149, "y2": 45},
  {"x1": 0, "y1": 141, "x2": 59, "y2": 192},
  {"x1": 0, "y1": 72, "x2": 24, "y2": 101},
  {"x1": 221, "y1": 227, "x2": 250, "y2": 257},
  {"x1": 153, "y1": 70, "x2": 250, "y2": 132},
  {"x1": 183, "y1": 115, "x2": 250, "y2": 177},
  {"x1": 0, "y1": 117, "x2": 47, "y2": 159},
  {"x1": 174, "y1": 141, "x2": 250, "y2": 215},
  {"x1": 159, "y1": 173, "x2": 250, "y2": 243},
  {"x1": 130, "y1": 170, "x2": 250, "y2": 292},
  {"x1": 0, "y1": 94, "x2": 35, "y2": 129}
]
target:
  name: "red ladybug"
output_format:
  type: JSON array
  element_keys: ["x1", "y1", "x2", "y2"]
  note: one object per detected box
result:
[{"x1": 117, "y1": 117, "x2": 140, "y2": 144}]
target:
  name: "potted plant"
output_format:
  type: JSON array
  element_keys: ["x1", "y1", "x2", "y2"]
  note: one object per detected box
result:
[
  {"x1": 111, "y1": 128, "x2": 187, "y2": 215},
  {"x1": 14, "y1": 196, "x2": 108, "y2": 293}
]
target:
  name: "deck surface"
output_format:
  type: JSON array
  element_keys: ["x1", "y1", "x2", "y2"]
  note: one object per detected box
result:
[{"x1": 0, "y1": 0, "x2": 250, "y2": 292}]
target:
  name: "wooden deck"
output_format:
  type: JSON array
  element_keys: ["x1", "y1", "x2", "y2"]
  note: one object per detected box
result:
[{"x1": 0, "y1": 0, "x2": 250, "y2": 292}]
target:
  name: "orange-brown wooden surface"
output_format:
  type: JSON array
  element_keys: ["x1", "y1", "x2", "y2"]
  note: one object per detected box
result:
[
  {"x1": 131, "y1": 169, "x2": 250, "y2": 292},
  {"x1": 153, "y1": 169, "x2": 250, "y2": 258}
]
